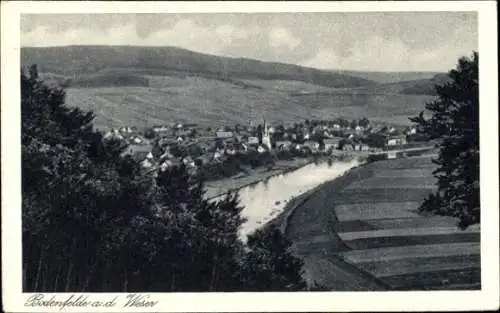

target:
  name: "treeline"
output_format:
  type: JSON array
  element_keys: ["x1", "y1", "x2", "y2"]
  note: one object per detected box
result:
[
  {"x1": 200, "y1": 151, "x2": 275, "y2": 181},
  {"x1": 22, "y1": 65, "x2": 309, "y2": 292}
]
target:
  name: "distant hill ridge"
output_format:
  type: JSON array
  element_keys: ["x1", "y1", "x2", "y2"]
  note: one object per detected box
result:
[
  {"x1": 22, "y1": 45, "x2": 378, "y2": 89},
  {"x1": 22, "y1": 45, "x2": 448, "y2": 95},
  {"x1": 336, "y1": 70, "x2": 443, "y2": 84}
]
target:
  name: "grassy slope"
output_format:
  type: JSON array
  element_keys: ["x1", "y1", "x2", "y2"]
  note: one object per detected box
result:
[{"x1": 64, "y1": 78, "x2": 435, "y2": 130}]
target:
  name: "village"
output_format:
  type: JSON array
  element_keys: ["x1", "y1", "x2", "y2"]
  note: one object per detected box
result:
[{"x1": 103, "y1": 117, "x2": 426, "y2": 180}]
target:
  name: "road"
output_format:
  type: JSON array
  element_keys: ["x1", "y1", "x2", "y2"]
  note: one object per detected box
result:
[{"x1": 370, "y1": 145, "x2": 436, "y2": 155}]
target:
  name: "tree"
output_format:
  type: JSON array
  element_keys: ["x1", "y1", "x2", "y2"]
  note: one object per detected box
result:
[
  {"x1": 358, "y1": 117, "x2": 370, "y2": 128},
  {"x1": 410, "y1": 52, "x2": 479, "y2": 229},
  {"x1": 241, "y1": 226, "x2": 307, "y2": 291},
  {"x1": 257, "y1": 124, "x2": 263, "y2": 144}
]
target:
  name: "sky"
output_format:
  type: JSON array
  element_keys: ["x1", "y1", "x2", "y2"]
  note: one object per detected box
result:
[{"x1": 21, "y1": 12, "x2": 478, "y2": 72}]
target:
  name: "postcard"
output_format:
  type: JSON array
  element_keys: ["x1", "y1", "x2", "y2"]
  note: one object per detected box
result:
[{"x1": 1, "y1": 1, "x2": 498, "y2": 312}]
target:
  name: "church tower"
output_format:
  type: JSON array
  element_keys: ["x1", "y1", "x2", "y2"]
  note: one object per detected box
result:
[{"x1": 262, "y1": 118, "x2": 272, "y2": 150}]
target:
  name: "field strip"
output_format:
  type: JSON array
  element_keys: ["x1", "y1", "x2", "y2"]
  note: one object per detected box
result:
[
  {"x1": 382, "y1": 267, "x2": 481, "y2": 289},
  {"x1": 335, "y1": 189, "x2": 434, "y2": 204},
  {"x1": 368, "y1": 157, "x2": 436, "y2": 170},
  {"x1": 369, "y1": 259, "x2": 481, "y2": 278},
  {"x1": 358, "y1": 216, "x2": 458, "y2": 230},
  {"x1": 428, "y1": 282, "x2": 481, "y2": 290},
  {"x1": 339, "y1": 242, "x2": 480, "y2": 263},
  {"x1": 358, "y1": 254, "x2": 480, "y2": 277},
  {"x1": 335, "y1": 201, "x2": 421, "y2": 221},
  {"x1": 338, "y1": 225, "x2": 480, "y2": 241},
  {"x1": 343, "y1": 232, "x2": 480, "y2": 250},
  {"x1": 372, "y1": 168, "x2": 435, "y2": 178},
  {"x1": 344, "y1": 177, "x2": 437, "y2": 190},
  {"x1": 338, "y1": 216, "x2": 458, "y2": 232}
]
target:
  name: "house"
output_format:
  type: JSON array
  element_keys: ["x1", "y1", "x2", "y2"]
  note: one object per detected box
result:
[
  {"x1": 158, "y1": 138, "x2": 178, "y2": 147},
  {"x1": 225, "y1": 148, "x2": 237, "y2": 155},
  {"x1": 324, "y1": 138, "x2": 341, "y2": 151},
  {"x1": 248, "y1": 136, "x2": 259, "y2": 144},
  {"x1": 141, "y1": 158, "x2": 156, "y2": 169},
  {"x1": 132, "y1": 136, "x2": 144, "y2": 144},
  {"x1": 195, "y1": 155, "x2": 211, "y2": 166},
  {"x1": 159, "y1": 160, "x2": 174, "y2": 171},
  {"x1": 387, "y1": 151, "x2": 398, "y2": 159},
  {"x1": 183, "y1": 123, "x2": 198, "y2": 129},
  {"x1": 342, "y1": 144, "x2": 354, "y2": 152},
  {"x1": 118, "y1": 126, "x2": 134, "y2": 133},
  {"x1": 182, "y1": 156, "x2": 196, "y2": 168},
  {"x1": 128, "y1": 150, "x2": 150, "y2": 163},
  {"x1": 361, "y1": 144, "x2": 369, "y2": 152},
  {"x1": 140, "y1": 152, "x2": 156, "y2": 168},
  {"x1": 213, "y1": 151, "x2": 224, "y2": 161},
  {"x1": 239, "y1": 143, "x2": 248, "y2": 152},
  {"x1": 276, "y1": 140, "x2": 292, "y2": 150},
  {"x1": 386, "y1": 135, "x2": 407, "y2": 147},
  {"x1": 153, "y1": 125, "x2": 169, "y2": 133},
  {"x1": 104, "y1": 130, "x2": 123, "y2": 141},
  {"x1": 159, "y1": 150, "x2": 175, "y2": 162},
  {"x1": 257, "y1": 145, "x2": 268, "y2": 154},
  {"x1": 303, "y1": 141, "x2": 320, "y2": 151},
  {"x1": 121, "y1": 144, "x2": 152, "y2": 160},
  {"x1": 216, "y1": 131, "x2": 234, "y2": 139}
]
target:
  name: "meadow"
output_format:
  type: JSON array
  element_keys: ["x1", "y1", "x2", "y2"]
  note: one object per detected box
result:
[{"x1": 64, "y1": 73, "x2": 435, "y2": 130}]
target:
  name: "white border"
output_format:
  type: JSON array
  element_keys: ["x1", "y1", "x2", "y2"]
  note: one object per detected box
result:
[{"x1": 2, "y1": 1, "x2": 498, "y2": 312}]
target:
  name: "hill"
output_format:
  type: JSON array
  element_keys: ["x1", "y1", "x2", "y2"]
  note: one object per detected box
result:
[
  {"x1": 21, "y1": 45, "x2": 377, "y2": 89},
  {"x1": 354, "y1": 73, "x2": 450, "y2": 96},
  {"x1": 398, "y1": 73, "x2": 451, "y2": 95},
  {"x1": 337, "y1": 71, "x2": 443, "y2": 84}
]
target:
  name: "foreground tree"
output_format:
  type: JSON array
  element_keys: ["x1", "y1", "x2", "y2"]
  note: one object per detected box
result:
[
  {"x1": 240, "y1": 226, "x2": 307, "y2": 291},
  {"x1": 410, "y1": 52, "x2": 479, "y2": 229}
]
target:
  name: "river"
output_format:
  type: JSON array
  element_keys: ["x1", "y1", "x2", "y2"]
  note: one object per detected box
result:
[{"x1": 208, "y1": 158, "x2": 361, "y2": 239}]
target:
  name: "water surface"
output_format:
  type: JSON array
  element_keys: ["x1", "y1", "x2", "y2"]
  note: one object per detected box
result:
[{"x1": 210, "y1": 159, "x2": 361, "y2": 238}]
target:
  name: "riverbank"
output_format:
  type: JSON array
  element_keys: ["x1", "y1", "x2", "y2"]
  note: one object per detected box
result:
[{"x1": 204, "y1": 155, "x2": 352, "y2": 200}]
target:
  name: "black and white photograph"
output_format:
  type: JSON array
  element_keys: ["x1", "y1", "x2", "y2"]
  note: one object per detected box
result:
[{"x1": 2, "y1": 1, "x2": 498, "y2": 312}]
